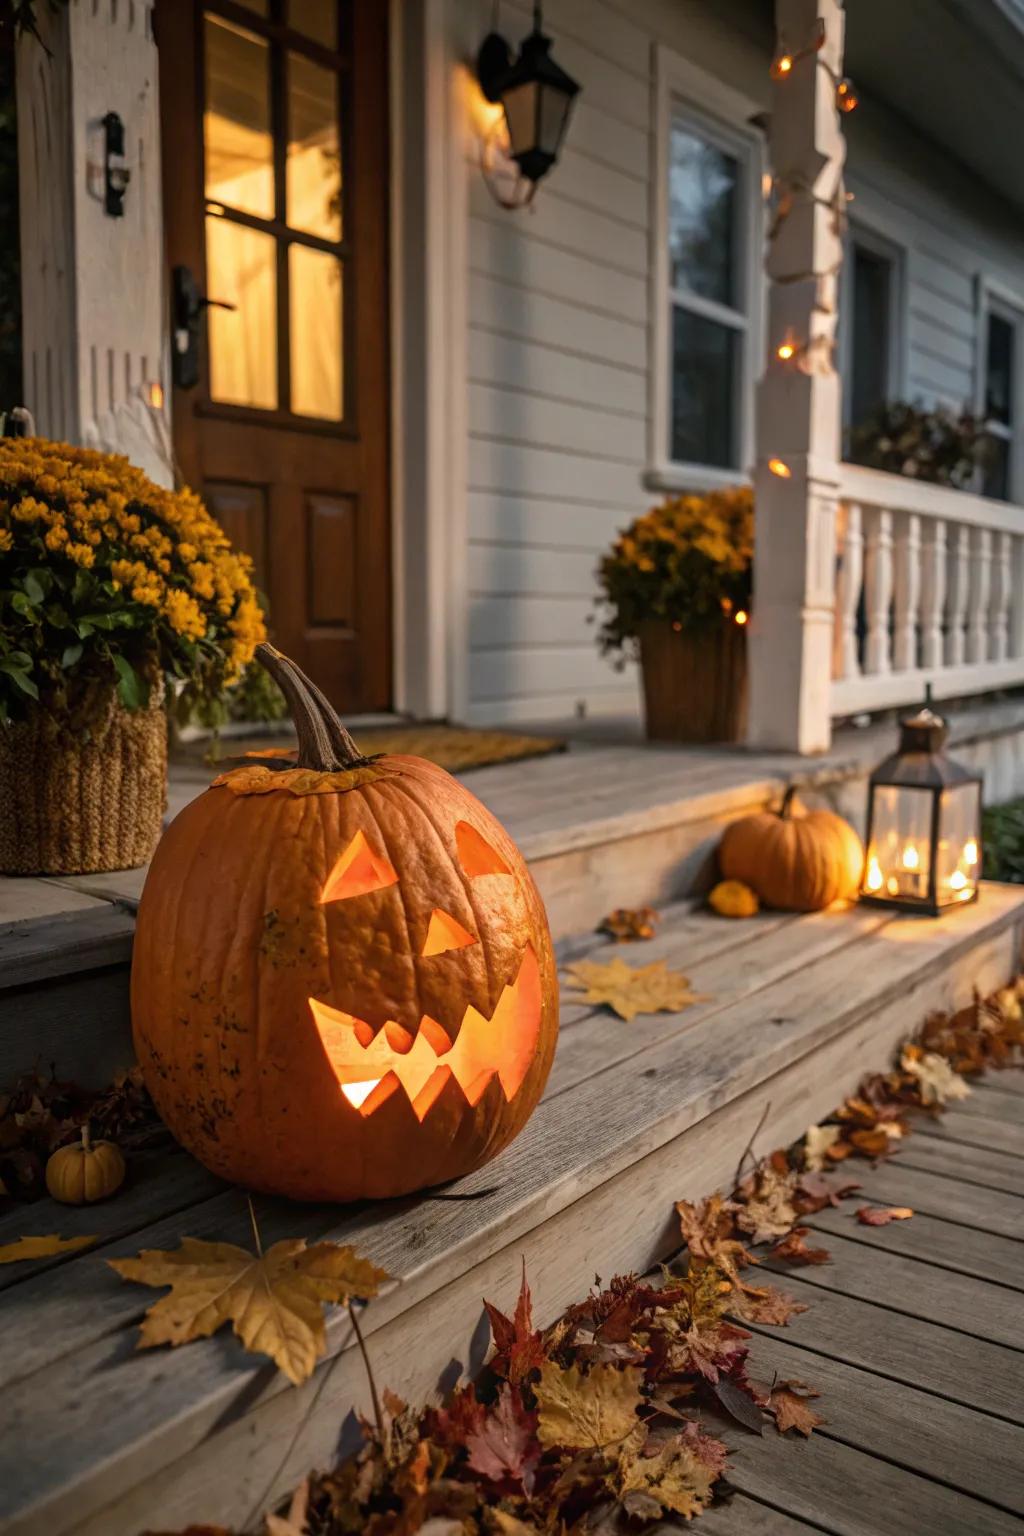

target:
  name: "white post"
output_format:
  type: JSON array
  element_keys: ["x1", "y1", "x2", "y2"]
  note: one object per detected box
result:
[
  {"x1": 747, "y1": 0, "x2": 847, "y2": 754},
  {"x1": 16, "y1": 2, "x2": 171, "y2": 484}
]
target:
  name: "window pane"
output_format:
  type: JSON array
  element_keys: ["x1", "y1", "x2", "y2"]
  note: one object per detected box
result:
[
  {"x1": 290, "y1": 245, "x2": 343, "y2": 420},
  {"x1": 671, "y1": 306, "x2": 737, "y2": 468},
  {"x1": 287, "y1": 52, "x2": 342, "y2": 240},
  {"x1": 669, "y1": 121, "x2": 737, "y2": 305},
  {"x1": 983, "y1": 436, "x2": 1011, "y2": 501},
  {"x1": 289, "y1": 0, "x2": 337, "y2": 48},
  {"x1": 986, "y1": 313, "x2": 1014, "y2": 427},
  {"x1": 204, "y1": 15, "x2": 274, "y2": 219},
  {"x1": 850, "y1": 244, "x2": 891, "y2": 430},
  {"x1": 205, "y1": 217, "x2": 278, "y2": 409}
]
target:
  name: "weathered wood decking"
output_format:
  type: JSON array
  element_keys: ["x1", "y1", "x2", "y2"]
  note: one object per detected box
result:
[{"x1": 1, "y1": 885, "x2": 1022, "y2": 1535}]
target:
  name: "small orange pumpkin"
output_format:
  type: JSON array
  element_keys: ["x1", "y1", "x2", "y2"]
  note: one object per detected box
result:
[
  {"x1": 718, "y1": 787, "x2": 864, "y2": 912},
  {"x1": 131, "y1": 645, "x2": 559, "y2": 1203},
  {"x1": 45, "y1": 1125, "x2": 126, "y2": 1205}
]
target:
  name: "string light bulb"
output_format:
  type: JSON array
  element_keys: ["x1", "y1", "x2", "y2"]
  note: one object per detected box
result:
[
  {"x1": 771, "y1": 51, "x2": 794, "y2": 78},
  {"x1": 776, "y1": 338, "x2": 797, "y2": 362},
  {"x1": 734, "y1": 609, "x2": 749, "y2": 627},
  {"x1": 768, "y1": 457, "x2": 792, "y2": 479},
  {"x1": 835, "y1": 77, "x2": 859, "y2": 113}
]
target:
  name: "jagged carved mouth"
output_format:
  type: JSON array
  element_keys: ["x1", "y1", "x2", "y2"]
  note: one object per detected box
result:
[{"x1": 309, "y1": 944, "x2": 542, "y2": 1121}]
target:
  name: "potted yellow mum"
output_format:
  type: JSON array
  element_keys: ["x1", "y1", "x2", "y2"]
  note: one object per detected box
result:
[
  {"x1": 596, "y1": 487, "x2": 752, "y2": 743},
  {"x1": 0, "y1": 438, "x2": 265, "y2": 874}
]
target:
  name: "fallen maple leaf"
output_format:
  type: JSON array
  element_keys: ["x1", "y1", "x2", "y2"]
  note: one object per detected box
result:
[
  {"x1": 769, "y1": 1227, "x2": 830, "y2": 1266},
  {"x1": 803, "y1": 1123, "x2": 842, "y2": 1171},
  {"x1": 794, "y1": 1171, "x2": 861, "y2": 1213},
  {"x1": 0, "y1": 1233, "x2": 97, "y2": 1264},
  {"x1": 564, "y1": 957, "x2": 708, "y2": 1022},
  {"x1": 768, "y1": 1379, "x2": 824, "y2": 1436},
  {"x1": 465, "y1": 1382, "x2": 540, "y2": 1493},
  {"x1": 108, "y1": 1234, "x2": 389, "y2": 1384},
  {"x1": 855, "y1": 1205, "x2": 914, "y2": 1226},
  {"x1": 901, "y1": 1047, "x2": 971, "y2": 1106},
  {"x1": 535, "y1": 1360, "x2": 641, "y2": 1449},
  {"x1": 733, "y1": 1283, "x2": 807, "y2": 1327},
  {"x1": 735, "y1": 1163, "x2": 798, "y2": 1245},
  {"x1": 484, "y1": 1262, "x2": 547, "y2": 1384},
  {"x1": 614, "y1": 1424, "x2": 717, "y2": 1521},
  {"x1": 597, "y1": 906, "x2": 660, "y2": 943}
]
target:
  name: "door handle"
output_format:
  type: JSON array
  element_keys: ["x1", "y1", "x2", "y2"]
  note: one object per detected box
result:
[{"x1": 171, "y1": 265, "x2": 237, "y2": 390}]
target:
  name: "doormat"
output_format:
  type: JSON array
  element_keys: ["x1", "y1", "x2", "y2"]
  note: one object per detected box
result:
[{"x1": 189, "y1": 726, "x2": 567, "y2": 775}]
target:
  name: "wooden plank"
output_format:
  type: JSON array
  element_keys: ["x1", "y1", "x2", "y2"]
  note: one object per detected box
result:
[
  {"x1": 946, "y1": 1087, "x2": 1024, "y2": 1127},
  {"x1": 0, "y1": 967, "x2": 135, "y2": 1090},
  {"x1": 897, "y1": 1134, "x2": 1024, "y2": 1197},
  {"x1": 694, "y1": 1500, "x2": 824, "y2": 1535},
  {"x1": 0, "y1": 905, "x2": 135, "y2": 989},
  {"x1": 0, "y1": 880, "x2": 106, "y2": 926},
  {"x1": 971, "y1": 1071, "x2": 1024, "y2": 1098},
  {"x1": 724, "y1": 1413, "x2": 1023, "y2": 1536},
  {"x1": 42, "y1": 868, "x2": 148, "y2": 912},
  {"x1": 4, "y1": 890, "x2": 1021, "y2": 1535},
  {"x1": 763, "y1": 1229, "x2": 1023, "y2": 1349},
  {"x1": 748, "y1": 1333, "x2": 1024, "y2": 1515},
  {"x1": 838, "y1": 1158, "x2": 1024, "y2": 1241},
  {"x1": 806, "y1": 1204, "x2": 1024, "y2": 1291},
  {"x1": 916, "y1": 1109, "x2": 1024, "y2": 1161}
]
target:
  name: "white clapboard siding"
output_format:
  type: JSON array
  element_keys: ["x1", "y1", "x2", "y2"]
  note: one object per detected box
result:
[
  {"x1": 468, "y1": 542, "x2": 601, "y2": 598},
  {"x1": 469, "y1": 383, "x2": 647, "y2": 464},
  {"x1": 469, "y1": 329, "x2": 646, "y2": 418},
  {"x1": 470, "y1": 643, "x2": 627, "y2": 701},
  {"x1": 467, "y1": 491, "x2": 633, "y2": 549},
  {"x1": 469, "y1": 217, "x2": 650, "y2": 325},
  {"x1": 468, "y1": 177, "x2": 648, "y2": 279},
  {"x1": 468, "y1": 273, "x2": 646, "y2": 372},
  {"x1": 468, "y1": 436, "x2": 644, "y2": 508},
  {"x1": 469, "y1": 594, "x2": 597, "y2": 650}
]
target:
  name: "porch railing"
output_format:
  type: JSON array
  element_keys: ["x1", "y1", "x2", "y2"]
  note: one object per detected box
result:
[{"x1": 830, "y1": 463, "x2": 1024, "y2": 719}]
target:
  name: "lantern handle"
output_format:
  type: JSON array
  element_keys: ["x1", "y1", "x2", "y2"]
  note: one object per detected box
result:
[{"x1": 253, "y1": 643, "x2": 370, "y2": 772}]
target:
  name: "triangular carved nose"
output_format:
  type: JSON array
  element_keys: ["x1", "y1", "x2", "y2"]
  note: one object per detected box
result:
[{"x1": 422, "y1": 908, "x2": 478, "y2": 957}]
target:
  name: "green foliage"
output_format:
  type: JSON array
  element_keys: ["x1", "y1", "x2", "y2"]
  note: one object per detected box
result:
[
  {"x1": 595, "y1": 486, "x2": 753, "y2": 663},
  {"x1": 848, "y1": 400, "x2": 990, "y2": 489},
  {"x1": 982, "y1": 800, "x2": 1024, "y2": 885}
]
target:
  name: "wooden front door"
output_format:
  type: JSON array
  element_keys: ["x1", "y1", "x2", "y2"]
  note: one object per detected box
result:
[{"x1": 157, "y1": 0, "x2": 390, "y2": 710}]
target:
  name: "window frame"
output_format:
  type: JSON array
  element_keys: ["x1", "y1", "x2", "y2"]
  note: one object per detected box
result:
[
  {"x1": 648, "y1": 46, "x2": 766, "y2": 492},
  {"x1": 838, "y1": 219, "x2": 907, "y2": 438},
  {"x1": 976, "y1": 276, "x2": 1024, "y2": 504}
]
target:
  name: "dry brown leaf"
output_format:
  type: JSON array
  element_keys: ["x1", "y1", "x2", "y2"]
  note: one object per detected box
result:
[
  {"x1": 803, "y1": 1124, "x2": 842, "y2": 1172},
  {"x1": 109, "y1": 1234, "x2": 389, "y2": 1384},
  {"x1": 0, "y1": 1233, "x2": 97, "y2": 1264},
  {"x1": 614, "y1": 1424, "x2": 716, "y2": 1521},
  {"x1": 534, "y1": 1360, "x2": 641, "y2": 1448},
  {"x1": 769, "y1": 1380, "x2": 824, "y2": 1436},
  {"x1": 597, "y1": 906, "x2": 660, "y2": 943},
  {"x1": 900, "y1": 1048, "x2": 971, "y2": 1106},
  {"x1": 735, "y1": 1164, "x2": 798, "y2": 1245},
  {"x1": 769, "y1": 1227, "x2": 830, "y2": 1266},
  {"x1": 565, "y1": 957, "x2": 708, "y2": 1022},
  {"x1": 856, "y1": 1205, "x2": 914, "y2": 1226}
]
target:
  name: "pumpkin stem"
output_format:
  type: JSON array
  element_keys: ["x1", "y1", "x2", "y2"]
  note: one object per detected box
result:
[
  {"x1": 779, "y1": 784, "x2": 799, "y2": 819},
  {"x1": 81, "y1": 1122, "x2": 91, "y2": 1154},
  {"x1": 255, "y1": 643, "x2": 369, "y2": 772}
]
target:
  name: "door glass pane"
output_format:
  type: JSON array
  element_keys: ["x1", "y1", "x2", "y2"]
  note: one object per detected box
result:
[
  {"x1": 669, "y1": 120, "x2": 737, "y2": 306},
  {"x1": 986, "y1": 313, "x2": 1014, "y2": 426},
  {"x1": 204, "y1": 15, "x2": 274, "y2": 219},
  {"x1": 287, "y1": 52, "x2": 342, "y2": 240},
  {"x1": 850, "y1": 244, "x2": 891, "y2": 431},
  {"x1": 206, "y1": 217, "x2": 278, "y2": 409},
  {"x1": 290, "y1": 245, "x2": 343, "y2": 419},
  {"x1": 671, "y1": 306, "x2": 737, "y2": 468},
  {"x1": 289, "y1": 0, "x2": 337, "y2": 49}
]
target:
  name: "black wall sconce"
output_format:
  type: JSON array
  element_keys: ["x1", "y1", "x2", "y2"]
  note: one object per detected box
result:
[
  {"x1": 477, "y1": 2, "x2": 580, "y2": 207},
  {"x1": 102, "y1": 111, "x2": 131, "y2": 217}
]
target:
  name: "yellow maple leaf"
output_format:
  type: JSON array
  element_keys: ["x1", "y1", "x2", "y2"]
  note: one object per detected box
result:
[
  {"x1": 615, "y1": 1425, "x2": 717, "y2": 1521},
  {"x1": 108, "y1": 1235, "x2": 390, "y2": 1385},
  {"x1": 534, "y1": 1360, "x2": 641, "y2": 1449},
  {"x1": 564, "y1": 957, "x2": 708, "y2": 1022},
  {"x1": 0, "y1": 1233, "x2": 97, "y2": 1264}
]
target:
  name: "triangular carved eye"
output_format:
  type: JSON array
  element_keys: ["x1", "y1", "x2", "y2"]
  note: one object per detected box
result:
[
  {"x1": 455, "y1": 820, "x2": 511, "y2": 877},
  {"x1": 321, "y1": 829, "x2": 399, "y2": 903},
  {"x1": 422, "y1": 908, "x2": 478, "y2": 957}
]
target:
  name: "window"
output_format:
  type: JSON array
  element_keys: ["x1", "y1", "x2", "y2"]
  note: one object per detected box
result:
[
  {"x1": 980, "y1": 301, "x2": 1020, "y2": 501},
  {"x1": 841, "y1": 228, "x2": 904, "y2": 443},
  {"x1": 650, "y1": 51, "x2": 764, "y2": 485}
]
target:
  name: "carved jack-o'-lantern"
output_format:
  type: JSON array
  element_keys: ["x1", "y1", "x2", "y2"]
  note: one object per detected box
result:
[{"x1": 131, "y1": 646, "x2": 558, "y2": 1202}]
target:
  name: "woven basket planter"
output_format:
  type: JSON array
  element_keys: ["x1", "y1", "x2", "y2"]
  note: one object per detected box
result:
[
  {"x1": 0, "y1": 689, "x2": 167, "y2": 875},
  {"x1": 638, "y1": 619, "x2": 747, "y2": 744}
]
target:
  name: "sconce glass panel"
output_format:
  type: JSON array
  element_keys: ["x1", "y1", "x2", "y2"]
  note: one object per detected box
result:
[
  {"x1": 936, "y1": 781, "x2": 982, "y2": 906},
  {"x1": 863, "y1": 785, "x2": 934, "y2": 904}
]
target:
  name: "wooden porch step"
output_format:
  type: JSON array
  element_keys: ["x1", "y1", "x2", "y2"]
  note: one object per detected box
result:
[{"x1": 1, "y1": 883, "x2": 1021, "y2": 1536}]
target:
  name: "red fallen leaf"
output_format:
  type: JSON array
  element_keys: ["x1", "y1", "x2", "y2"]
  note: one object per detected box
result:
[
  {"x1": 465, "y1": 1382, "x2": 540, "y2": 1494},
  {"x1": 680, "y1": 1419, "x2": 731, "y2": 1475},
  {"x1": 768, "y1": 1227, "x2": 830, "y2": 1266},
  {"x1": 794, "y1": 1171, "x2": 861, "y2": 1214},
  {"x1": 856, "y1": 1205, "x2": 914, "y2": 1226},
  {"x1": 428, "y1": 1381, "x2": 487, "y2": 1449},
  {"x1": 484, "y1": 1261, "x2": 547, "y2": 1384},
  {"x1": 768, "y1": 1379, "x2": 825, "y2": 1437}
]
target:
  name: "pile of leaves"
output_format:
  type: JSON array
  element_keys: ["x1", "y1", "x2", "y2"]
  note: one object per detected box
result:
[{"x1": 0, "y1": 1064, "x2": 158, "y2": 1202}]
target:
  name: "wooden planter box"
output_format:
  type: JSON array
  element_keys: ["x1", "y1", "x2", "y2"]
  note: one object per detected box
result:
[{"x1": 638, "y1": 619, "x2": 747, "y2": 744}]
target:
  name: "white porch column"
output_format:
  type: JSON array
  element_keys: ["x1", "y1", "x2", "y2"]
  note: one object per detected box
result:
[
  {"x1": 16, "y1": 1, "x2": 171, "y2": 484},
  {"x1": 747, "y1": 0, "x2": 847, "y2": 754}
]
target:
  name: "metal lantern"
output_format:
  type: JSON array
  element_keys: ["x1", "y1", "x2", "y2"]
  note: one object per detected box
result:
[
  {"x1": 477, "y1": 3, "x2": 580, "y2": 187},
  {"x1": 861, "y1": 704, "x2": 982, "y2": 916}
]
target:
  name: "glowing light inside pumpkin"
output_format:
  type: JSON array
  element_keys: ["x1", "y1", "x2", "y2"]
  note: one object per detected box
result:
[
  {"x1": 321, "y1": 829, "x2": 399, "y2": 903},
  {"x1": 455, "y1": 820, "x2": 512, "y2": 877},
  {"x1": 310, "y1": 944, "x2": 542, "y2": 1121},
  {"x1": 422, "y1": 908, "x2": 478, "y2": 957}
]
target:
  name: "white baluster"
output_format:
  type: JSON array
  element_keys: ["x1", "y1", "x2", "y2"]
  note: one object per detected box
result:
[
  {"x1": 919, "y1": 518, "x2": 946, "y2": 672},
  {"x1": 945, "y1": 524, "x2": 970, "y2": 667},
  {"x1": 966, "y1": 527, "x2": 992, "y2": 665},
  {"x1": 1011, "y1": 536, "x2": 1024, "y2": 660},
  {"x1": 834, "y1": 501, "x2": 863, "y2": 679},
  {"x1": 989, "y1": 531, "x2": 1011, "y2": 662},
  {"x1": 863, "y1": 506, "x2": 893, "y2": 675},
  {"x1": 892, "y1": 512, "x2": 921, "y2": 672}
]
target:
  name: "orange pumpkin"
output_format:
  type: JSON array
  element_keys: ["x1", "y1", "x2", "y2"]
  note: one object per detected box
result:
[
  {"x1": 718, "y1": 787, "x2": 864, "y2": 912},
  {"x1": 131, "y1": 645, "x2": 558, "y2": 1203}
]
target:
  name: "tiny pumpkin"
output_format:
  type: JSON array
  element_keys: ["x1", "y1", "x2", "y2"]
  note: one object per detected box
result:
[
  {"x1": 708, "y1": 879, "x2": 759, "y2": 918},
  {"x1": 718, "y1": 787, "x2": 864, "y2": 912},
  {"x1": 45, "y1": 1125, "x2": 126, "y2": 1205}
]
